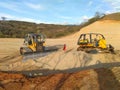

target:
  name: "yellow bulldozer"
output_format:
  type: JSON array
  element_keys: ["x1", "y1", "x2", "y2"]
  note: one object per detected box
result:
[
  {"x1": 77, "y1": 33, "x2": 114, "y2": 53},
  {"x1": 20, "y1": 33, "x2": 46, "y2": 55}
]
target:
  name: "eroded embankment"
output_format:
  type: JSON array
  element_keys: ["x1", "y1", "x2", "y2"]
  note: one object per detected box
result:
[{"x1": 1, "y1": 66, "x2": 120, "y2": 90}]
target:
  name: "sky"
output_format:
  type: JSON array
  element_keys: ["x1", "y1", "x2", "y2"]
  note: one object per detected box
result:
[{"x1": 0, "y1": 0, "x2": 120, "y2": 24}]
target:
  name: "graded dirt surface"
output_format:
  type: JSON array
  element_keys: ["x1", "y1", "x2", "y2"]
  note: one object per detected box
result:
[
  {"x1": 0, "y1": 20, "x2": 120, "y2": 71},
  {"x1": 0, "y1": 20, "x2": 120, "y2": 90},
  {"x1": 0, "y1": 38, "x2": 120, "y2": 72}
]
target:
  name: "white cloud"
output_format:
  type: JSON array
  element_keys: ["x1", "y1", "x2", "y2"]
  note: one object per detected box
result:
[
  {"x1": 78, "y1": 15, "x2": 92, "y2": 23},
  {"x1": 0, "y1": 13, "x2": 14, "y2": 19},
  {"x1": 88, "y1": 1, "x2": 93, "y2": 6},
  {"x1": 105, "y1": 10, "x2": 117, "y2": 14},
  {"x1": 17, "y1": 18, "x2": 41, "y2": 23},
  {"x1": 0, "y1": 13, "x2": 71, "y2": 24},
  {"x1": 115, "y1": 6, "x2": 120, "y2": 10},
  {"x1": 58, "y1": 0, "x2": 65, "y2": 3},
  {"x1": 105, "y1": 11, "x2": 112, "y2": 14},
  {"x1": 61, "y1": 21, "x2": 69, "y2": 25},
  {"x1": 104, "y1": 0, "x2": 120, "y2": 11},
  {"x1": 104, "y1": 0, "x2": 120, "y2": 2},
  {"x1": 82, "y1": 16, "x2": 91, "y2": 20},
  {"x1": 25, "y1": 3, "x2": 44, "y2": 10},
  {"x1": 59, "y1": 16, "x2": 72, "y2": 19},
  {"x1": 0, "y1": 2, "x2": 24, "y2": 13},
  {"x1": 0, "y1": 13, "x2": 42, "y2": 23}
]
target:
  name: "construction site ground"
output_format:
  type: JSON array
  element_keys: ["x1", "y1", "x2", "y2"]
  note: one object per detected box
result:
[{"x1": 0, "y1": 20, "x2": 120, "y2": 90}]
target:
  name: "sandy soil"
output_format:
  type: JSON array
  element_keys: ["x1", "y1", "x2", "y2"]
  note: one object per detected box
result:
[
  {"x1": 0, "y1": 38, "x2": 120, "y2": 72},
  {"x1": 0, "y1": 20, "x2": 120, "y2": 72},
  {"x1": 0, "y1": 20, "x2": 120, "y2": 89},
  {"x1": 64, "y1": 20, "x2": 120, "y2": 50}
]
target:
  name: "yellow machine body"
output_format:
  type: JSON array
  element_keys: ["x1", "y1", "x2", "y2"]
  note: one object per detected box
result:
[
  {"x1": 77, "y1": 33, "x2": 111, "y2": 52},
  {"x1": 98, "y1": 39, "x2": 107, "y2": 49},
  {"x1": 20, "y1": 33, "x2": 46, "y2": 55},
  {"x1": 28, "y1": 39, "x2": 37, "y2": 52}
]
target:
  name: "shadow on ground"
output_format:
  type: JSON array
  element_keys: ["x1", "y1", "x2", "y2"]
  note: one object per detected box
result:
[
  {"x1": 1, "y1": 62, "x2": 120, "y2": 90},
  {"x1": 2, "y1": 62, "x2": 120, "y2": 77},
  {"x1": 22, "y1": 45, "x2": 63, "y2": 61},
  {"x1": 95, "y1": 68, "x2": 120, "y2": 90}
]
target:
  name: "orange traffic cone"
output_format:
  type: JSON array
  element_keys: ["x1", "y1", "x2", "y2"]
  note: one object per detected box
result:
[{"x1": 63, "y1": 44, "x2": 66, "y2": 51}]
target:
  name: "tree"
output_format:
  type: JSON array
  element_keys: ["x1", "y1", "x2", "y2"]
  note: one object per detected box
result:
[
  {"x1": 95, "y1": 12, "x2": 105, "y2": 18},
  {"x1": 1, "y1": 17, "x2": 6, "y2": 21}
]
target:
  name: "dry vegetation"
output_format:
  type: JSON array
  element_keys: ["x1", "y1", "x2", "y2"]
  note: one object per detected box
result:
[
  {"x1": 0, "y1": 21, "x2": 80, "y2": 38},
  {"x1": 1, "y1": 12, "x2": 119, "y2": 38}
]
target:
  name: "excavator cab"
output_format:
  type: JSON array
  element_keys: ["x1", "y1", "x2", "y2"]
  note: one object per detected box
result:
[{"x1": 20, "y1": 33, "x2": 46, "y2": 55}]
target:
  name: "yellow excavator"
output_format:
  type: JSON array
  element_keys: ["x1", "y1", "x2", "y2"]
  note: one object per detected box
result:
[
  {"x1": 20, "y1": 33, "x2": 46, "y2": 55},
  {"x1": 77, "y1": 33, "x2": 114, "y2": 53}
]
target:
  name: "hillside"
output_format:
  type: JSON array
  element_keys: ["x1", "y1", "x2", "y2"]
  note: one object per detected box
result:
[
  {"x1": 65, "y1": 20, "x2": 120, "y2": 50},
  {"x1": 101, "y1": 12, "x2": 120, "y2": 21},
  {"x1": 0, "y1": 20, "x2": 80, "y2": 38},
  {"x1": 0, "y1": 12, "x2": 119, "y2": 38}
]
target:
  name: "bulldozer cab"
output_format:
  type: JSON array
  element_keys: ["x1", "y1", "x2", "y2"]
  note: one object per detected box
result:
[
  {"x1": 77, "y1": 33, "x2": 106, "y2": 48},
  {"x1": 20, "y1": 33, "x2": 46, "y2": 55},
  {"x1": 23, "y1": 33, "x2": 46, "y2": 52},
  {"x1": 77, "y1": 33, "x2": 115, "y2": 53},
  {"x1": 24, "y1": 33, "x2": 45, "y2": 45}
]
